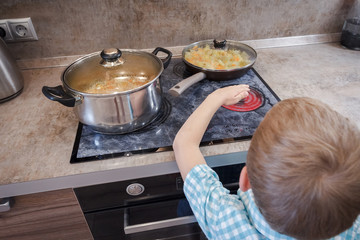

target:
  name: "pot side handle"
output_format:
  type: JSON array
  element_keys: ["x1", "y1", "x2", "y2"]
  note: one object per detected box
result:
[
  {"x1": 42, "y1": 85, "x2": 76, "y2": 107},
  {"x1": 152, "y1": 47, "x2": 172, "y2": 69},
  {"x1": 168, "y1": 72, "x2": 206, "y2": 97}
]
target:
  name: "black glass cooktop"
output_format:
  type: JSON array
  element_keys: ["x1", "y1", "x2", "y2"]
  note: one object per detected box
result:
[{"x1": 70, "y1": 58, "x2": 280, "y2": 163}]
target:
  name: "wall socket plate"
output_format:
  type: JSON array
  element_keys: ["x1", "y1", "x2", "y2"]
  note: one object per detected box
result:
[
  {"x1": 0, "y1": 20, "x2": 13, "y2": 42},
  {"x1": 0, "y1": 17, "x2": 38, "y2": 42}
]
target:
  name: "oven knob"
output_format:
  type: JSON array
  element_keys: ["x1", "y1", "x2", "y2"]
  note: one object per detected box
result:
[{"x1": 126, "y1": 183, "x2": 145, "y2": 196}]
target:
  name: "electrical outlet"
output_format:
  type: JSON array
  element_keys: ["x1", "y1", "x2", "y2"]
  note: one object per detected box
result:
[
  {"x1": 0, "y1": 20, "x2": 14, "y2": 42},
  {"x1": 0, "y1": 18, "x2": 38, "y2": 42}
]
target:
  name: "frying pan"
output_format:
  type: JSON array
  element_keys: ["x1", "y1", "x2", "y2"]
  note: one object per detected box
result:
[{"x1": 168, "y1": 39, "x2": 257, "y2": 97}]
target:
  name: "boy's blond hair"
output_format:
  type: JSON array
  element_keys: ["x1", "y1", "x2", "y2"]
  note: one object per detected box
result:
[{"x1": 247, "y1": 97, "x2": 360, "y2": 240}]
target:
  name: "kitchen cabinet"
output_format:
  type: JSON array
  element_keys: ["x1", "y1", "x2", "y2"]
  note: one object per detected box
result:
[{"x1": 0, "y1": 189, "x2": 93, "y2": 240}]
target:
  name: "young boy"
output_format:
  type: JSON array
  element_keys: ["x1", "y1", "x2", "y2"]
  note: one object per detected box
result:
[{"x1": 173, "y1": 85, "x2": 360, "y2": 240}]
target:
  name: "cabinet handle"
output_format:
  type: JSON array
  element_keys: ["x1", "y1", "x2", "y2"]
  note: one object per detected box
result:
[{"x1": 0, "y1": 198, "x2": 11, "y2": 212}]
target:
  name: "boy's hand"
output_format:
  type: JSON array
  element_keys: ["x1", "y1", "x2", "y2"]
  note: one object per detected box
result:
[
  {"x1": 211, "y1": 85, "x2": 250, "y2": 106},
  {"x1": 173, "y1": 84, "x2": 250, "y2": 180}
]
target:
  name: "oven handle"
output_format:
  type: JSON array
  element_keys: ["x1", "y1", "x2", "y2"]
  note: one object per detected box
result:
[{"x1": 124, "y1": 213, "x2": 197, "y2": 234}]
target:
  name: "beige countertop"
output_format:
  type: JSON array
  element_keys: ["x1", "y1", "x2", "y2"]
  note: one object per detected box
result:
[{"x1": 1, "y1": 35, "x2": 359, "y2": 198}]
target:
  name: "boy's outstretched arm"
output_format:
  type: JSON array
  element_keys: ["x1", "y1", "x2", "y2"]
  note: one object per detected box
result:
[{"x1": 173, "y1": 85, "x2": 250, "y2": 180}]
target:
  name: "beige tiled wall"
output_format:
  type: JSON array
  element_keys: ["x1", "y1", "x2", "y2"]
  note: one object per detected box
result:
[{"x1": 0, "y1": 0, "x2": 354, "y2": 60}]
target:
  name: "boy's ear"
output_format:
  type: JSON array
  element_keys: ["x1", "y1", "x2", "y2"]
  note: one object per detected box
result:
[{"x1": 239, "y1": 166, "x2": 251, "y2": 192}]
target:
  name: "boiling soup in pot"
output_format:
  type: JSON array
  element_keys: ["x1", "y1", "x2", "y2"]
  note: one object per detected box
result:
[{"x1": 84, "y1": 75, "x2": 154, "y2": 94}]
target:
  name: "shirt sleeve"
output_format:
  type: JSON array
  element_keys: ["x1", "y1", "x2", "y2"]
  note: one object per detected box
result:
[{"x1": 183, "y1": 164, "x2": 261, "y2": 240}]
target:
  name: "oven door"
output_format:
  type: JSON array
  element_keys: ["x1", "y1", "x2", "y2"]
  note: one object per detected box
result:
[
  {"x1": 85, "y1": 197, "x2": 207, "y2": 240},
  {"x1": 75, "y1": 161, "x2": 245, "y2": 240}
]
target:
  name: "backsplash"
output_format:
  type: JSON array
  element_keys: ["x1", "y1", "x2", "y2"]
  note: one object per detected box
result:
[{"x1": 0, "y1": 0, "x2": 354, "y2": 60}]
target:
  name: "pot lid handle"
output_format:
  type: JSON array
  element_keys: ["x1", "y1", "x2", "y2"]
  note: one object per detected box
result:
[
  {"x1": 213, "y1": 39, "x2": 227, "y2": 49},
  {"x1": 100, "y1": 48, "x2": 124, "y2": 67},
  {"x1": 101, "y1": 48, "x2": 121, "y2": 61}
]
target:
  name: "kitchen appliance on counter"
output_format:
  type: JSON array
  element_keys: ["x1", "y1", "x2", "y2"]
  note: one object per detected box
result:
[
  {"x1": 70, "y1": 57, "x2": 280, "y2": 163},
  {"x1": 341, "y1": 0, "x2": 360, "y2": 50},
  {"x1": 0, "y1": 37, "x2": 24, "y2": 103},
  {"x1": 73, "y1": 58, "x2": 280, "y2": 239}
]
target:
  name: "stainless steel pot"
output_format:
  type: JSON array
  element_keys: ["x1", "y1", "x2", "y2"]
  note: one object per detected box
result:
[{"x1": 42, "y1": 47, "x2": 172, "y2": 134}]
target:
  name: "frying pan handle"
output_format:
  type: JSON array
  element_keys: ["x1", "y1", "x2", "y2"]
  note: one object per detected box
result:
[
  {"x1": 168, "y1": 72, "x2": 206, "y2": 97},
  {"x1": 152, "y1": 47, "x2": 172, "y2": 69},
  {"x1": 42, "y1": 85, "x2": 76, "y2": 107}
]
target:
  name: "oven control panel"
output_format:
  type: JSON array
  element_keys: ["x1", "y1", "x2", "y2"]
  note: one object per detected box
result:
[{"x1": 74, "y1": 163, "x2": 244, "y2": 213}]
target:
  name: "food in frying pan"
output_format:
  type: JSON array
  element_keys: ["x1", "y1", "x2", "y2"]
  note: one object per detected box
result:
[
  {"x1": 184, "y1": 45, "x2": 251, "y2": 70},
  {"x1": 84, "y1": 75, "x2": 153, "y2": 94}
]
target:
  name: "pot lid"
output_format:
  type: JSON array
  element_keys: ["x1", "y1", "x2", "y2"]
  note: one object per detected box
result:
[{"x1": 63, "y1": 48, "x2": 163, "y2": 94}]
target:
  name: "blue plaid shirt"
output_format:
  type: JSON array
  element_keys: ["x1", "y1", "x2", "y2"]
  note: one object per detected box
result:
[{"x1": 184, "y1": 164, "x2": 360, "y2": 240}]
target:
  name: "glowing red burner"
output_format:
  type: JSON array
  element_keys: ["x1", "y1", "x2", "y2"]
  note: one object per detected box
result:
[{"x1": 222, "y1": 87, "x2": 264, "y2": 112}]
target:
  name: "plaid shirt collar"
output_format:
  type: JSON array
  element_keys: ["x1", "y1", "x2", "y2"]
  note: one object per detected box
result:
[{"x1": 239, "y1": 189, "x2": 294, "y2": 240}]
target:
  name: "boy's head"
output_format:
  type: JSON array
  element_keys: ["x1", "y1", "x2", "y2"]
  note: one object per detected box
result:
[{"x1": 246, "y1": 97, "x2": 360, "y2": 240}]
